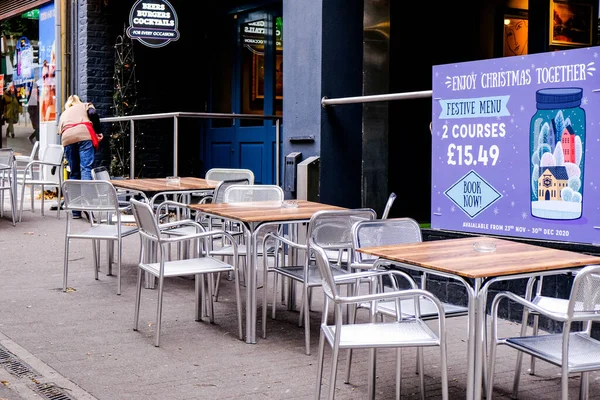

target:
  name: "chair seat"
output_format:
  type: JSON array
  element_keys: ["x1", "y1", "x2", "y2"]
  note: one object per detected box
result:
[
  {"x1": 362, "y1": 298, "x2": 468, "y2": 320},
  {"x1": 322, "y1": 319, "x2": 440, "y2": 349},
  {"x1": 274, "y1": 264, "x2": 348, "y2": 286},
  {"x1": 140, "y1": 256, "x2": 234, "y2": 278},
  {"x1": 506, "y1": 332, "x2": 600, "y2": 371},
  {"x1": 69, "y1": 224, "x2": 138, "y2": 239}
]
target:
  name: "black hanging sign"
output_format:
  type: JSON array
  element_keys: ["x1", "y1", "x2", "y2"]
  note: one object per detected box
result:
[{"x1": 126, "y1": 0, "x2": 180, "y2": 48}]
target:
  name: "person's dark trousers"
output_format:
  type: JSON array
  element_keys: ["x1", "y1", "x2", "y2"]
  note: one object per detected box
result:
[{"x1": 28, "y1": 106, "x2": 39, "y2": 143}]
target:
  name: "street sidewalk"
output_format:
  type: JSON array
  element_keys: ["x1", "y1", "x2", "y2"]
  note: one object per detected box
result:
[{"x1": 0, "y1": 196, "x2": 599, "y2": 399}]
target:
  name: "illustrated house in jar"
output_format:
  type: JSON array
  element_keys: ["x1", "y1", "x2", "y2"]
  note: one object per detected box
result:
[
  {"x1": 561, "y1": 125, "x2": 576, "y2": 163},
  {"x1": 538, "y1": 166, "x2": 568, "y2": 201}
]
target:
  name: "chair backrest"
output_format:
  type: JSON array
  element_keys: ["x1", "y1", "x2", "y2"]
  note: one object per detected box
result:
[
  {"x1": 223, "y1": 184, "x2": 284, "y2": 203},
  {"x1": 310, "y1": 238, "x2": 340, "y2": 300},
  {"x1": 0, "y1": 148, "x2": 15, "y2": 168},
  {"x1": 308, "y1": 208, "x2": 377, "y2": 253},
  {"x1": 205, "y1": 168, "x2": 255, "y2": 185},
  {"x1": 212, "y1": 178, "x2": 250, "y2": 203},
  {"x1": 62, "y1": 180, "x2": 120, "y2": 213},
  {"x1": 130, "y1": 198, "x2": 161, "y2": 240},
  {"x1": 352, "y1": 217, "x2": 422, "y2": 264},
  {"x1": 41, "y1": 144, "x2": 64, "y2": 164},
  {"x1": 569, "y1": 265, "x2": 600, "y2": 318},
  {"x1": 91, "y1": 166, "x2": 111, "y2": 181},
  {"x1": 28, "y1": 141, "x2": 40, "y2": 160},
  {"x1": 381, "y1": 192, "x2": 396, "y2": 219},
  {"x1": 39, "y1": 144, "x2": 64, "y2": 182}
]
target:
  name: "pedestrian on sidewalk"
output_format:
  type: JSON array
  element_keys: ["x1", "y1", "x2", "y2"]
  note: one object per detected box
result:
[
  {"x1": 27, "y1": 80, "x2": 40, "y2": 144},
  {"x1": 58, "y1": 94, "x2": 103, "y2": 218},
  {"x1": 3, "y1": 83, "x2": 22, "y2": 139}
]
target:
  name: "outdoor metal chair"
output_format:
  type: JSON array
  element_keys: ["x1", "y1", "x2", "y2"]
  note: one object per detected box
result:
[
  {"x1": 311, "y1": 239, "x2": 449, "y2": 400},
  {"x1": 18, "y1": 143, "x2": 64, "y2": 221},
  {"x1": 0, "y1": 149, "x2": 17, "y2": 226},
  {"x1": 91, "y1": 166, "x2": 148, "y2": 224},
  {"x1": 487, "y1": 264, "x2": 600, "y2": 400},
  {"x1": 510, "y1": 270, "x2": 580, "y2": 390},
  {"x1": 381, "y1": 192, "x2": 396, "y2": 219},
  {"x1": 262, "y1": 208, "x2": 377, "y2": 355},
  {"x1": 209, "y1": 184, "x2": 285, "y2": 287},
  {"x1": 205, "y1": 167, "x2": 255, "y2": 185},
  {"x1": 14, "y1": 142, "x2": 39, "y2": 206},
  {"x1": 130, "y1": 199, "x2": 243, "y2": 347},
  {"x1": 345, "y1": 217, "x2": 469, "y2": 381},
  {"x1": 62, "y1": 179, "x2": 138, "y2": 295}
]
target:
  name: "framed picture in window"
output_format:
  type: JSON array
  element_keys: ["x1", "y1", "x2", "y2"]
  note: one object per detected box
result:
[
  {"x1": 503, "y1": 9, "x2": 529, "y2": 57},
  {"x1": 550, "y1": 0, "x2": 593, "y2": 46}
]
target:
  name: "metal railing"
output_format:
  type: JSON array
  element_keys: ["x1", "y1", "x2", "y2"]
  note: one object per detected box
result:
[
  {"x1": 321, "y1": 90, "x2": 432, "y2": 107},
  {"x1": 99, "y1": 112, "x2": 282, "y2": 185}
]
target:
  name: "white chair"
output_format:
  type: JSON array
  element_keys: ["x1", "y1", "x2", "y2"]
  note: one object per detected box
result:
[
  {"x1": 263, "y1": 208, "x2": 377, "y2": 355},
  {"x1": 209, "y1": 184, "x2": 284, "y2": 288},
  {"x1": 205, "y1": 168, "x2": 255, "y2": 184},
  {"x1": 345, "y1": 217, "x2": 469, "y2": 382},
  {"x1": 18, "y1": 144, "x2": 64, "y2": 221},
  {"x1": 130, "y1": 199, "x2": 243, "y2": 347},
  {"x1": 0, "y1": 149, "x2": 17, "y2": 226},
  {"x1": 381, "y1": 192, "x2": 396, "y2": 219},
  {"x1": 311, "y1": 239, "x2": 449, "y2": 400},
  {"x1": 91, "y1": 166, "x2": 148, "y2": 223},
  {"x1": 62, "y1": 179, "x2": 138, "y2": 295},
  {"x1": 487, "y1": 264, "x2": 600, "y2": 400},
  {"x1": 14, "y1": 142, "x2": 40, "y2": 205}
]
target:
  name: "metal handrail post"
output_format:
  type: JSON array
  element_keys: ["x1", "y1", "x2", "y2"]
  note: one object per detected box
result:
[
  {"x1": 173, "y1": 115, "x2": 179, "y2": 176},
  {"x1": 276, "y1": 118, "x2": 280, "y2": 186},
  {"x1": 129, "y1": 119, "x2": 135, "y2": 179}
]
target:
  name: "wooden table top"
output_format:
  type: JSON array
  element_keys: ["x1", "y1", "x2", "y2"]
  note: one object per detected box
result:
[
  {"x1": 358, "y1": 236, "x2": 600, "y2": 279},
  {"x1": 110, "y1": 177, "x2": 220, "y2": 192},
  {"x1": 188, "y1": 200, "x2": 345, "y2": 223}
]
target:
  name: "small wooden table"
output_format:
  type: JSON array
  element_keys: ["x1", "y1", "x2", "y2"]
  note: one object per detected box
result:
[
  {"x1": 189, "y1": 200, "x2": 345, "y2": 344},
  {"x1": 111, "y1": 177, "x2": 219, "y2": 202},
  {"x1": 358, "y1": 236, "x2": 600, "y2": 400}
]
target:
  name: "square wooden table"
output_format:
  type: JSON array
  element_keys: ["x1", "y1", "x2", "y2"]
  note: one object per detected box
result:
[
  {"x1": 357, "y1": 236, "x2": 600, "y2": 400},
  {"x1": 111, "y1": 177, "x2": 220, "y2": 205},
  {"x1": 188, "y1": 200, "x2": 346, "y2": 344}
]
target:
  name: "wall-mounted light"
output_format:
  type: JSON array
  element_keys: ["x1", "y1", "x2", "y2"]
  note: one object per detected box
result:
[{"x1": 504, "y1": 19, "x2": 511, "y2": 25}]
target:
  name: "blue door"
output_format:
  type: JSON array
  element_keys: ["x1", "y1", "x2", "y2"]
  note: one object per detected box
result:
[{"x1": 205, "y1": 9, "x2": 282, "y2": 185}]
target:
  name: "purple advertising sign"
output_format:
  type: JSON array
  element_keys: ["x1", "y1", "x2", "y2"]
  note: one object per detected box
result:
[{"x1": 431, "y1": 46, "x2": 600, "y2": 245}]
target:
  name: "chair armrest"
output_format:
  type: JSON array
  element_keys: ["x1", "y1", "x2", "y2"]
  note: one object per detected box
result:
[
  {"x1": 333, "y1": 269, "x2": 417, "y2": 288},
  {"x1": 491, "y1": 291, "x2": 568, "y2": 322},
  {"x1": 23, "y1": 160, "x2": 61, "y2": 173},
  {"x1": 263, "y1": 231, "x2": 307, "y2": 250},
  {"x1": 198, "y1": 195, "x2": 213, "y2": 204},
  {"x1": 336, "y1": 287, "x2": 446, "y2": 317},
  {"x1": 158, "y1": 219, "x2": 205, "y2": 231}
]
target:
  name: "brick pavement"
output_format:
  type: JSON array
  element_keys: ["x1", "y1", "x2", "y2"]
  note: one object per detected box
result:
[{"x1": 0, "y1": 196, "x2": 599, "y2": 399}]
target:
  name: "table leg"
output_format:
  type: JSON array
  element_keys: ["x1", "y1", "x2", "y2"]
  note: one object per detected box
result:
[
  {"x1": 287, "y1": 223, "x2": 298, "y2": 311},
  {"x1": 466, "y1": 278, "x2": 483, "y2": 400},
  {"x1": 247, "y1": 228, "x2": 257, "y2": 344}
]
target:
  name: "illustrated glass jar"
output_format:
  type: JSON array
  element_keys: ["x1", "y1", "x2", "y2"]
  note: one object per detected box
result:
[{"x1": 530, "y1": 88, "x2": 585, "y2": 220}]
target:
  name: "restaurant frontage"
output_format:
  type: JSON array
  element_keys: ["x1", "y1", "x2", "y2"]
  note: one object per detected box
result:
[{"x1": 0, "y1": 0, "x2": 598, "y2": 229}]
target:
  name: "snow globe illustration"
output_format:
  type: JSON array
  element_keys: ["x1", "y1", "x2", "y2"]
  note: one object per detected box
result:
[{"x1": 530, "y1": 88, "x2": 585, "y2": 220}]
